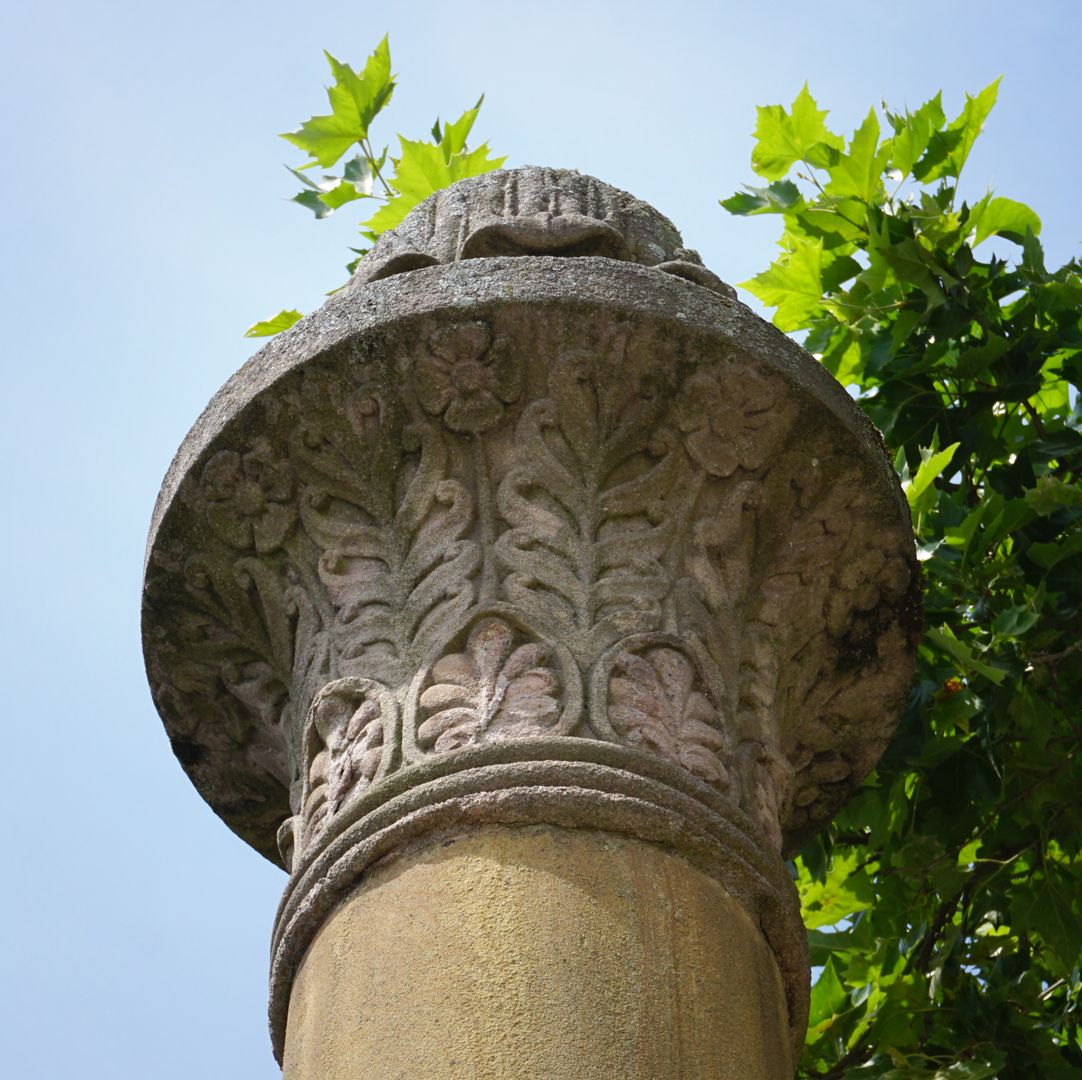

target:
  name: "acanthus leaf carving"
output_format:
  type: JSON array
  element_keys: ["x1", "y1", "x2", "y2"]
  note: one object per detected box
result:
[
  {"x1": 416, "y1": 617, "x2": 563, "y2": 753},
  {"x1": 143, "y1": 283, "x2": 918, "y2": 872},
  {"x1": 289, "y1": 379, "x2": 393, "y2": 521},
  {"x1": 676, "y1": 478, "x2": 763, "y2": 708},
  {"x1": 599, "y1": 639, "x2": 731, "y2": 788},
  {"x1": 298, "y1": 678, "x2": 392, "y2": 852},
  {"x1": 733, "y1": 739, "x2": 794, "y2": 853},
  {"x1": 495, "y1": 328, "x2": 677, "y2": 662},
  {"x1": 154, "y1": 543, "x2": 295, "y2": 785},
  {"x1": 298, "y1": 419, "x2": 480, "y2": 683}
]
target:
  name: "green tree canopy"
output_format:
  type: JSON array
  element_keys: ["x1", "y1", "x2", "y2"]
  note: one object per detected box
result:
[{"x1": 726, "y1": 81, "x2": 1082, "y2": 1079}]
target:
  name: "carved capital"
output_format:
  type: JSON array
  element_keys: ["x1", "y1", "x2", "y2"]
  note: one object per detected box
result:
[{"x1": 143, "y1": 168, "x2": 920, "y2": 1064}]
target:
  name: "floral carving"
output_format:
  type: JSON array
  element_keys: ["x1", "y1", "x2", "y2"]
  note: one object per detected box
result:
[
  {"x1": 495, "y1": 328, "x2": 677, "y2": 661},
  {"x1": 145, "y1": 295, "x2": 917, "y2": 868},
  {"x1": 608, "y1": 646, "x2": 727, "y2": 784},
  {"x1": 417, "y1": 618, "x2": 561, "y2": 753},
  {"x1": 675, "y1": 364, "x2": 791, "y2": 478},
  {"x1": 301, "y1": 680, "x2": 387, "y2": 845},
  {"x1": 201, "y1": 437, "x2": 296, "y2": 552},
  {"x1": 416, "y1": 320, "x2": 520, "y2": 433},
  {"x1": 297, "y1": 412, "x2": 481, "y2": 685}
]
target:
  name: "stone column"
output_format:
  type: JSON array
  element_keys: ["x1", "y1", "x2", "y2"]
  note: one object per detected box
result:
[{"x1": 142, "y1": 168, "x2": 920, "y2": 1079}]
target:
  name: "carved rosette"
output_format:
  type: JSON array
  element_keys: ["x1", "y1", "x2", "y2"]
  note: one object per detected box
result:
[
  {"x1": 409, "y1": 615, "x2": 578, "y2": 755},
  {"x1": 143, "y1": 168, "x2": 921, "y2": 1064}
]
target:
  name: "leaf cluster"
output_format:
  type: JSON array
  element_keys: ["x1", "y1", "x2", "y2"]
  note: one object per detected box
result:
[
  {"x1": 247, "y1": 37, "x2": 505, "y2": 336},
  {"x1": 726, "y1": 83, "x2": 1082, "y2": 1077}
]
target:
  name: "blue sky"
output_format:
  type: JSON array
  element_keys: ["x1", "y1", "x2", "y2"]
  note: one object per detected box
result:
[{"x1": 2, "y1": 1, "x2": 1079, "y2": 1075}]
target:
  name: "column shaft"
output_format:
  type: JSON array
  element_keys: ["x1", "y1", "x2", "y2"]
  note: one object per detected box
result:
[{"x1": 284, "y1": 825, "x2": 792, "y2": 1080}]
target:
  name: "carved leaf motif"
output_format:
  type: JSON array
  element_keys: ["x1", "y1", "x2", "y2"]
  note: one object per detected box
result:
[
  {"x1": 665, "y1": 363, "x2": 796, "y2": 721},
  {"x1": 284, "y1": 577, "x2": 335, "y2": 740},
  {"x1": 495, "y1": 330, "x2": 678, "y2": 662},
  {"x1": 417, "y1": 618, "x2": 561, "y2": 753},
  {"x1": 734, "y1": 739, "x2": 793, "y2": 851},
  {"x1": 677, "y1": 479, "x2": 762, "y2": 709},
  {"x1": 302, "y1": 684, "x2": 385, "y2": 845},
  {"x1": 728, "y1": 444, "x2": 916, "y2": 841},
  {"x1": 608, "y1": 647, "x2": 727, "y2": 784},
  {"x1": 324, "y1": 699, "x2": 383, "y2": 810},
  {"x1": 300, "y1": 424, "x2": 480, "y2": 681},
  {"x1": 158, "y1": 550, "x2": 294, "y2": 766},
  {"x1": 290, "y1": 381, "x2": 394, "y2": 521}
]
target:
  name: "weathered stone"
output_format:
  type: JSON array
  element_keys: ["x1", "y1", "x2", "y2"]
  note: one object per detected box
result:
[
  {"x1": 348, "y1": 166, "x2": 736, "y2": 299},
  {"x1": 142, "y1": 167, "x2": 920, "y2": 1072},
  {"x1": 283, "y1": 825, "x2": 794, "y2": 1080}
]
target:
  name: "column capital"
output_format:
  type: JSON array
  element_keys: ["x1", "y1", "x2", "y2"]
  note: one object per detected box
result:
[{"x1": 143, "y1": 168, "x2": 920, "y2": 1066}]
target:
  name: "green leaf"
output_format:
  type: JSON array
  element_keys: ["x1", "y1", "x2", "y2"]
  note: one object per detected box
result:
[
  {"x1": 1028, "y1": 528, "x2": 1082, "y2": 569},
  {"x1": 822, "y1": 332, "x2": 864, "y2": 386},
  {"x1": 993, "y1": 606, "x2": 1039, "y2": 637},
  {"x1": 1021, "y1": 227, "x2": 1048, "y2": 279},
  {"x1": 903, "y1": 442, "x2": 959, "y2": 508},
  {"x1": 1014, "y1": 865, "x2": 1082, "y2": 973},
  {"x1": 286, "y1": 164, "x2": 323, "y2": 190},
  {"x1": 868, "y1": 219, "x2": 946, "y2": 305},
  {"x1": 342, "y1": 154, "x2": 375, "y2": 189},
  {"x1": 916, "y1": 78, "x2": 1000, "y2": 181},
  {"x1": 933, "y1": 1055, "x2": 1006, "y2": 1080},
  {"x1": 287, "y1": 162, "x2": 370, "y2": 218},
  {"x1": 345, "y1": 247, "x2": 369, "y2": 274},
  {"x1": 741, "y1": 238, "x2": 824, "y2": 331},
  {"x1": 439, "y1": 97, "x2": 483, "y2": 159},
  {"x1": 799, "y1": 847, "x2": 874, "y2": 929},
  {"x1": 751, "y1": 84, "x2": 843, "y2": 180},
  {"x1": 888, "y1": 93, "x2": 946, "y2": 176},
  {"x1": 826, "y1": 109, "x2": 890, "y2": 202},
  {"x1": 724, "y1": 79, "x2": 1082, "y2": 1078},
  {"x1": 244, "y1": 309, "x2": 303, "y2": 338},
  {"x1": 720, "y1": 180, "x2": 801, "y2": 216},
  {"x1": 1025, "y1": 476, "x2": 1082, "y2": 516},
  {"x1": 291, "y1": 189, "x2": 333, "y2": 219},
  {"x1": 969, "y1": 194, "x2": 1042, "y2": 245},
  {"x1": 331, "y1": 36, "x2": 393, "y2": 133},
  {"x1": 363, "y1": 133, "x2": 505, "y2": 236},
  {"x1": 925, "y1": 626, "x2": 1008, "y2": 684},
  {"x1": 319, "y1": 177, "x2": 370, "y2": 211},
  {"x1": 807, "y1": 957, "x2": 849, "y2": 1034},
  {"x1": 282, "y1": 113, "x2": 361, "y2": 169},
  {"x1": 281, "y1": 40, "x2": 395, "y2": 167}
]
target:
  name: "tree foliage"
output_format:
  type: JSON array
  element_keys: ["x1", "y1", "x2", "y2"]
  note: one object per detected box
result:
[
  {"x1": 246, "y1": 38, "x2": 503, "y2": 336},
  {"x1": 726, "y1": 83, "x2": 1082, "y2": 1078}
]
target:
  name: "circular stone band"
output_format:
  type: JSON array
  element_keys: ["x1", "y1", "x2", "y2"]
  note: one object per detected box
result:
[{"x1": 268, "y1": 743, "x2": 810, "y2": 1064}]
